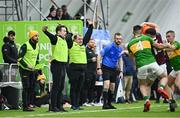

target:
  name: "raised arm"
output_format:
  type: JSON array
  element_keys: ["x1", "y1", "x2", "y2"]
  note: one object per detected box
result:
[
  {"x1": 66, "y1": 32, "x2": 73, "y2": 49},
  {"x1": 83, "y1": 20, "x2": 93, "y2": 45},
  {"x1": 42, "y1": 26, "x2": 58, "y2": 45}
]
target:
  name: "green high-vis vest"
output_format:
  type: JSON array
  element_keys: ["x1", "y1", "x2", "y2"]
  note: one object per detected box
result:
[
  {"x1": 19, "y1": 41, "x2": 39, "y2": 70},
  {"x1": 69, "y1": 42, "x2": 87, "y2": 64},
  {"x1": 51, "y1": 36, "x2": 68, "y2": 62}
]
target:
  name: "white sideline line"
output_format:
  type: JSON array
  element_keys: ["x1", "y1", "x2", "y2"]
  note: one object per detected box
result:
[{"x1": 3, "y1": 104, "x2": 169, "y2": 118}]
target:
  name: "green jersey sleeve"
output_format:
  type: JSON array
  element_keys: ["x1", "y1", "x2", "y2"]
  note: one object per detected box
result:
[
  {"x1": 127, "y1": 43, "x2": 132, "y2": 53},
  {"x1": 172, "y1": 41, "x2": 180, "y2": 49}
]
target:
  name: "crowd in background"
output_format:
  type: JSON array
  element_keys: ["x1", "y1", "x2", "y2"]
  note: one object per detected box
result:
[{"x1": 45, "y1": 5, "x2": 73, "y2": 20}]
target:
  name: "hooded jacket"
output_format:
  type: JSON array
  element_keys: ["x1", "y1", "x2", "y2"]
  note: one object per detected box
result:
[{"x1": 1, "y1": 36, "x2": 18, "y2": 64}]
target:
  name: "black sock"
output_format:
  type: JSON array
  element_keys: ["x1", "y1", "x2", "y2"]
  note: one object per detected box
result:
[
  {"x1": 108, "y1": 91, "x2": 114, "y2": 105},
  {"x1": 103, "y1": 91, "x2": 108, "y2": 105}
]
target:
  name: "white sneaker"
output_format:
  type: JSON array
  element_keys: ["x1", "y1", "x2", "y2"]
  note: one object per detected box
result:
[
  {"x1": 89, "y1": 102, "x2": 95, "y2": 106},
  {"x1": 83, "y1": 103, "x2": 92, "y2": 107},
  {"x1": 94, "y1": 102, "x2": 103, "y2": 106},
  {"x1": 4, "y1": 105, "x2": 10, "y2": 110}
]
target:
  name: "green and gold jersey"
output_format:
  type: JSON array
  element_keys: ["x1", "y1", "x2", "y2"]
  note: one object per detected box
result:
[
  {"x1": 128, "y1": 35, "x2": 156, "y2": 68},
  {"x1": 167, "y1": 40, "x2": 180, "y2": 71}
]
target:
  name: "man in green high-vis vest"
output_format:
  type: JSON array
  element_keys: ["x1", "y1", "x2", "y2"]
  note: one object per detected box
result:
[
  {"x1": 68, "y1": 20, "x2": 93, "y2": 110},
  {"x1": 18, "y1": 31, "x2": 41, "y2": 112},
  {"x1": 42, "y1": 24, "x2": 73, "y2": 112}
]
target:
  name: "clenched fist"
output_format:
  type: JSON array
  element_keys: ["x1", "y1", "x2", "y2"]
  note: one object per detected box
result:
[{"x1": 42, "y1": 26, "x2": 48, "y2": 32}]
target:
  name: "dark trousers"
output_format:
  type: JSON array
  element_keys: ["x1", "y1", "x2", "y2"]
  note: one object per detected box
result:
[
  {"x1": 34, "y1": 94, "x2": 49, "y2": 107},
  {"x1": 69, "y1": 64, "x2": 86, "y2": 107},
  {"x1": 19, "y1": 67, "x2": 36, "y2": 108},
  {"x1": 81, "y1": 71, "x2": 96, "y2": 104},
  {"x1": 94, "y1": 86, "x2": 103, "y2": 103},
  {"x1": 50, "y1": 61, "x2": 66, "y2": 109}
]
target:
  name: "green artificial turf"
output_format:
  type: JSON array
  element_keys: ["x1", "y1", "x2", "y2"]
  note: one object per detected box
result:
[{"x1": 0, "y1": 100, "x2": 180, "y2": 118}]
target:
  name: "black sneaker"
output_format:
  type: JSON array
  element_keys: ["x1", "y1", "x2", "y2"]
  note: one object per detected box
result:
[
  {"x1": 71, "y1": 106, "x2": 79, "y2": 110},
  {"x1": 71, "y1": 106, "x2": 84, "y2": 110},
  {"x1": 77, "y1": 107, "x2": 84, "y2": 110},
  {"x1": 169, "y1": 100, "x2": 177, "y2": 112},
  {"x1": 108, "y1": 104, "x2": 116, "y2": 109},
  {"x1": 102, "y1": 105, "x2": 110, "y2": 109},
  {"x1": 23, "y1": 107, "x2": 34, "y2": 112},
  {"x1": 49, "y1": 107, "x2": 60, "y2": 112},
  {"x1": 125, "y1": 100, "x2": 132, "y2": 104}
]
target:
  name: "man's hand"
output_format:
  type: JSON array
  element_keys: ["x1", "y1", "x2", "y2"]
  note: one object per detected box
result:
[
  {"x1": 42, "y1": 26, "x2": 48, "y2": 32},
  {"x1": 87, "y1": 19, "x2": 94, "y2": 27},
  {"x1": 165, "y1": 43, "x2": 172, "y2": 48},
  {"x1": 27, "y1": 65, "x2": 35, "y2": 71},
  {"x1": 91, "y1": 57, "x2": 97, "y2": 62},
  {"x1": 87, "y1": 20, "x2": 93, "y2": 25}
]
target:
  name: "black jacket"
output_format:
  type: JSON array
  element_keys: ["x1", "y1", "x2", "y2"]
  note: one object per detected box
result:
[
  {"x1": 2, "y1": 37, "x2": 18, "y2": 64},
  {"x1": 86, "y1": 46, "x2": 97, "y2": 71}
]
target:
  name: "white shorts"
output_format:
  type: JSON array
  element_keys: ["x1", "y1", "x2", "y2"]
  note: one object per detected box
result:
[
  {"x1": 160, "y1": 63, "x2": 167, "y2": 75},
  {"x1": 137, "y1": 62, "x2": 164, "y2": 81},
  {"x1": 169, "y1": 70, "x2": 180, "y2": 78}
]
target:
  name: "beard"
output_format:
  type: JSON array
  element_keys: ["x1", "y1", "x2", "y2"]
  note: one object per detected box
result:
[
  {"x1": 32, "y1": 39, "x2": 38, "y2": 43},
  {"x1": 115, "y1": 41, "x2": 121, "y2": 46}
]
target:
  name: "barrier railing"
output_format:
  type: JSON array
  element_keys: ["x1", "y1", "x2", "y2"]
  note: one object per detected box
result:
[
  {"x1": 0, "y1": 63, "x2": 10, "y2": 82},
  {"x1": 43, "y1": 64, "x2": 52, "y2": 92},
  {"x1": 8, "y1": 63, "x2": 19, "y2": 82},
  {"x1": 0, "y1": 63, "x2": 52, "y2": 83}
]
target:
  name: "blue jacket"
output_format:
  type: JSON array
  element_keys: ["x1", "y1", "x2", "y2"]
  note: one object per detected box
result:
[
  {"x1": 122, "y1": 53, "x2": 135, "y2": 76},
  {"x1": 101, "y1": 42, "x2": 123, "y2": 69}
]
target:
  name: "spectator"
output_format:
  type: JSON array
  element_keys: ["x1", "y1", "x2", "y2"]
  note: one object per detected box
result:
[
  {"x1": 56, "y1": 8, "x2": 63, "y2": 20},
  {"x1": 1, "y1": 30, "x2": 18, "y2": 82},
  {"x1": 34, "y1": 73, "x2": 49, "y2": 107},
  {"x1": 61, "y1": 5, "x2": 73, "y2": 20},
  {"x1": 2, "y1": 30, "x2": 18, "y2": 64},
  {"x1": 93, "y1": 75, "x2": 103, "y2": 106},
  {"x1": 45, "y1": 5, "x2": 58, "y2": 20},
  {"x1": 81, "y1": 39, "x2": 97, "y2": 106},
  {"x1": 122, "y1": 46, "x2": 135, "y2": 103},
  {"x1": 1, "y1": 31, "x2": 19, "y2": 109}
]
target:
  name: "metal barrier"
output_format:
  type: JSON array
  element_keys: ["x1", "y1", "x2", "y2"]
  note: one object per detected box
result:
[
  {"x1": 0, "y1": 63, "x2": 19, "y2": 82},
  {"x1": 43, "y1": 64, "x2": 52, "y2": 92},
  {"x1": 0, "y1": 63, "x2": 10, "y2": 82},
  {"x1": 9, "y1": 63, "x2": 19, "y2": 82},
  {"x1": 0, "y1": 63, "x2": 52, "y2": 90},
  {"x1": 0, "y1": 63, "x2": 21, "y2": 96}
]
